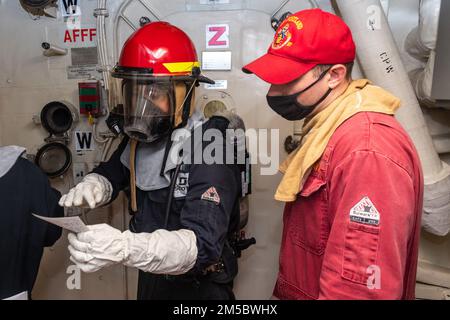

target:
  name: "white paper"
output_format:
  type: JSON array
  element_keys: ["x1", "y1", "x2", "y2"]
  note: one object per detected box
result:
[
  {"x1": 32, "y1": 214, "x2": 88, "y2": 233},
  {"x1": 3, "y1": 291, "x2": 28, "y2": 300}
]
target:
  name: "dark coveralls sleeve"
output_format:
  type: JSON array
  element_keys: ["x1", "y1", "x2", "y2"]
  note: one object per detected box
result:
[
  {"x1": 27, "y1": 158, "x2": 64, "y2": 246},
  {"x1": 92, "y1": 136, "x2": 130, "y2": 202},
  {"x1": 0, "y1": 157, "x2": 63, "y2": 299}
]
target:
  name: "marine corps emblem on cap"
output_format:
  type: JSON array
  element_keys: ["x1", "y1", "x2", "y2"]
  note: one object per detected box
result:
[{"x1": 271, "y1": 16, "x2": 303, "y2": 50}]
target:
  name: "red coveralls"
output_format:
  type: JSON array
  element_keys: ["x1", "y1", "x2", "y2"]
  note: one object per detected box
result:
[{"x1": 274, "y1": 111, "x2": 423, "y2": 300}]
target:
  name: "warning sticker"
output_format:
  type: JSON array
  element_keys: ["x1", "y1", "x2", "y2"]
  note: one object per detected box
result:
[
  {"x1": 349, "y1": 196, "x2": 380, "y2": 226},
  {"x1": 67, "y1": 47, "x2": 99, "y2": 80},
  {"x1": 67, "y1": 65, "x2": 98, "y2": 80}
]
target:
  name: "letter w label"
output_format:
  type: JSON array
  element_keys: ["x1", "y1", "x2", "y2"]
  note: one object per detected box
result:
[
  {"x1": 60, "y1": 0, "x2": 81, "y2": 17},
  {"x1": 75, "y1": 131, "x2": 94, "y2": 151}
]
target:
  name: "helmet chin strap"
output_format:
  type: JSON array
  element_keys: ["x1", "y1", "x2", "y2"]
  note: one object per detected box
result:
[{"x1": 180, "y1": 80, "x2": 197, "y2": 127}]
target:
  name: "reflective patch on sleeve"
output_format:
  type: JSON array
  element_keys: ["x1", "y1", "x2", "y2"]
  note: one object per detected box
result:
[
  {"x1": 201, "y1": 186, "x2": 221, "y2": 205},
  {"x1": 174, "y1": 172, "x2": 189, "y2": 198},
  {"x1": 349, "y1": 196, "x2": 380, "y2": 226}
]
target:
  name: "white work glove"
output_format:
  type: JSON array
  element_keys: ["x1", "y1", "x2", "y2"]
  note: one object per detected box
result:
[
  {"x1": 59, "y1": 173, "x2": 112, "y2": 209},
  {"x1": 68, "y1": 224, "x2": 125, "y2": 273},
  {"x1": 68, "y1": 223, "x2": 198, "y2": 275}
]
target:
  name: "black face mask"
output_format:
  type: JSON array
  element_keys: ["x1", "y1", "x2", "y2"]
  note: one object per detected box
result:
[{"x1": 266, "y1": 68, "x2": 333, "y2": 121}]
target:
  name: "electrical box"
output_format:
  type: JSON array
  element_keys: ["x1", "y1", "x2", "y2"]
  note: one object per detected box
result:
[{"x1": 78, "y1": 82, "x2": 101, "y2": 116}]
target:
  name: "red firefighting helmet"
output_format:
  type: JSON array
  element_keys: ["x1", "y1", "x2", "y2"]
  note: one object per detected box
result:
[
  {"x1": 112, "y1": 21, "x2": 213, "y2": 83},
  {"x1": 110, "y1": 22, "x2": 214, "y2": 142}
]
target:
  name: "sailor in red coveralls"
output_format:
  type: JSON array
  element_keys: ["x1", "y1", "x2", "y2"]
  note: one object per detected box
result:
[{"x1": 242, "y1": 9, "x2": 423, "y2": 300}]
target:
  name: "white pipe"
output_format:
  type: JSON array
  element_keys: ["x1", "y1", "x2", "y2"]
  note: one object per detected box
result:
[
  {"x1": 336, "y1": 0, "x2": 450, "y2": 236},
  {"x1": 93, "y1": 123, "x2": 109, "y2": 144},
  {"x1": 419, "y1": 0, "x2": 441, "y2": 52},
  {"x1": 406, "y1": 0, "x2": 441, "y2": 107},
  {"x1": 95, "y1": 0, "x2": 110, "y2": 91},
  {"x1": 308, "y1": 0, "x2": 319, "y2": 9},
  {"x1": 93, "y1": 0, "x2": 117, "y2": 157},
  {"x1": 409, "y1": 51, "x2": 437, "y2": 108}
]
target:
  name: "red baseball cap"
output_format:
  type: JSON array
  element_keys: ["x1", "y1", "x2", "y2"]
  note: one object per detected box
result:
[{"x1": 242, "y1": 9, "x2": 356, "y2": 85}]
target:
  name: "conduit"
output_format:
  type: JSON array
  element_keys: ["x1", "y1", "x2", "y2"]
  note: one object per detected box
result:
[{"x1": 95, "y1": 0, "x2": 110, "y2": 92}]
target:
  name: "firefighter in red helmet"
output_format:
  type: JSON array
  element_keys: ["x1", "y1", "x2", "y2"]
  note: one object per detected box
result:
[{"x1": 59, "y1": 22, "x2": 248, "y2": 300}]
